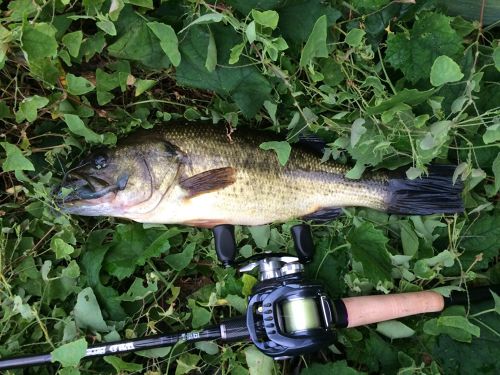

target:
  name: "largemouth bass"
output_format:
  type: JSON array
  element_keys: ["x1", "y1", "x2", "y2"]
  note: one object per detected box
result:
[{"x1": 58, "y1": 123, "x2": 463, "y2": 227}]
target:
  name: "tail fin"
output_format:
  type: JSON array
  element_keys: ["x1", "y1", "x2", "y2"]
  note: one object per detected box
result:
[{"x1": 387, "y1": 165, "x2": 463, "y2": 215}]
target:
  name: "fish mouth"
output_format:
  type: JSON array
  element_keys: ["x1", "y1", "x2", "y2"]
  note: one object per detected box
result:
[{"x1": 56, "y1": 172, "x2": 129, "y2": 204}]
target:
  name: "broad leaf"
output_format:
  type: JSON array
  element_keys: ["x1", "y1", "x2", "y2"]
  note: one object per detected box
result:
[
  {"x1": 147, "y1": 21, "x2": 181, "y2": 66},
  {"x1": 103, "y1": 356, "x2": 143, "y2": 373},
  {"x1": 15, "y1": 95, "x2": 49, "y2": 123},
  {"x1": 300, "y1": 360, "x2": 365, "y2": 375},
  {"x1": 300, "y1": 15, "x2": 328, "y2": 67},
  {"x1": 63, "y1": 114, "x2": 116, "y2": 145},
  {"x1": 62, "y1": 31, "x2": 83, "y2": 57},
  {"x1": 347, "y1": 222, "x2": 392, "y2": 283},
  {"x1": 22, "y1": 23, "x2": 58, "y2": 60},
  {"x1": 345, "y1": 28, "x2": 366, "y2": 47},
  {"x1": 430, "y1": 55, "x2": 464, "y2": 86},
  {"x1": 1, "y1": 142, "x2": 35, "y2": 172},
  {"x1": 73, "y1": 287, "x2": 110, "y2": 332},
  {"x1": 376, "y1": 320, "x2": 415, "y2": 339},
  {"x1": 66, "y1": 74, "x2": 95, "y2": 95},
  {"x1": 245, "y1": 346, "x2": 274, "y2": 375},
  {"x1": 386, "y1": 13, "x2": 463, "y2": 83},
  {"x1": 176, "y1": 24, "x2": 271, "y2": 117},
  {"x1": 109, "y1": 9, "x2": 171, "y2": 68},
  {"x1": 51, "y1": 338, "x2": 87, "y2": 368},
  {"x1": 165, "y1": 242, "x2": 195, "y2": 271},
  {"x1": 259, "y1": 141, "x2": 291, "y2": 166}
]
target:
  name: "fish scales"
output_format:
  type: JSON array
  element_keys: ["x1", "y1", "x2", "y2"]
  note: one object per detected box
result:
[
  {"x1": 59, "y1": 123, "x2": 463, "y2": 226},
  {"x1": 126, "y1": 124, "x2": 389, "y2": 226}
]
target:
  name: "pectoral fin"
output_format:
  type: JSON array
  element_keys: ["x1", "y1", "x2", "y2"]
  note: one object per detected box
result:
[{"x1": 180, "y1": 167, "x2": 237, "y2": 198}]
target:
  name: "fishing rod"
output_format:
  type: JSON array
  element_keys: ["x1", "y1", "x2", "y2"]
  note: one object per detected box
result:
[{"x1": 0, "y1": 224, "x2": 498, "y2": 370}]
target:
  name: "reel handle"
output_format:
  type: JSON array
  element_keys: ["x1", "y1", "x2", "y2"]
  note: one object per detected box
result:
[
  {"x1": 335, "y1": 291, "x2": 445, "y2": 328},
  {"x1": 213, "y1": 224, "x2": 237, "y2": 267},
  {"x1": 291, "y1": 224, "x2": 314, "y2": 263}
]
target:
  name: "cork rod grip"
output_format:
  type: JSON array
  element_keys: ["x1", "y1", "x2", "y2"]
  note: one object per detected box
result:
[{"x1": 341, "y1": 291, "x2": 445, "y2": 328}]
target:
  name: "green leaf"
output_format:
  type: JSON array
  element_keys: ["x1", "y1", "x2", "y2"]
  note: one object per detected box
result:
[
  {"x1": 176, "y1": 24, "x2": 271, "y2": 117},
  {"x1": 482, "y1": 123, "x2": 500, "y2": 144},
  {"x1": 180, "y1": 13, "x2": 225, "y2": 33},
  {"x1": 15, "y1": 95, "x2": 49, "y2": 123},
  {"x1": 188, "y1": 299, "x2": 211, "y2": 329},
  {"x1": 345, "y1": 160, "x2": 366, "y2": 180},
  {"x1": 51, "y1": 338, "x2": 87, "y2": 368},
  {"x1": 366, "y1": 88, "x2": 436, "y2": 115},
  {"x1": 300, "y1": 15, "x2": 328, "y2": 67},
  {"x1": 73, "y1": 287, "x2": 109, "y2": 331},
  {"x1": 104, "y1": 225, "x2": 176, "y2": 279},
  {"x1": 96, "y1": 18, "x2": 117, "y2": 36},
  {"x1": 430, "y1": 55, "x2": 464, "y2": 86},
  {"x1": 96, "y1": 68, "x2": 120, "y2": 91},
  {"x1": 1, "y1": 142, "x2": 35, "y2": 172},
  {"x1": 66, "y1": 73, "x2": 95, "y2": 95},
  {"x1": 51, "y1": 238, "x2": 75, "y2": 259},
  {"x1": 300, "y1": 360, "x2": 364, "y2": 375},
  {"x1": 385, "y1": 13, "x2": 463, "y2": 83},
  {"x1": 492, "y1": 153, "x2": 500, "y2": 194},
  {"x1": 205, "y1": 29, "x2": 217, "y2": 72},
  {"x1": 62, "y1": 31, "x2": 83, "y2": 57},
  {"x1": 278, "y1": 1, "x2": 341, "y2": 45},
  {"x1": 165, "y1": 242, "x2": 195, "y2": 271},
  {"x1": 103, "y1": 356, "x2": 143, "y2": 373},
  {"x1": 458, "y1": 214, "x2": 500, "y2": 270},
  {"x1": 248, "y1": 225, "x2": 271, "y2": 248},
  {"x1": 22, "y1": 23, "x2": 58, "y2": 60},
  {"x1": 108, "y1": 11, "x2": 171, "y2": 69},
  {"x1": 376, "y1": 320, "x2": 415, "y2": 339},
  {"x1": 118, "y1": 277, "x2": 158, "y2": 301},
  {"x1": 225, "y1": 294, "x2": 247, "y2": 314},
  {"x1": 61, "y1": 260, "x2": 81, "y2": 279},
  {"x1": 59, "y1": 367, "x2": 80, "y2": 375},
  {"x1": 494, "y1": 46, "x2": 500, "y2": 72},
  {"x1": 242, "y1": 273, "x2": 258, "y2": 297},
  {"x1": 350, "y1": 118, "x2": 367, "y2": 147},
  {"x1": 345, "y1": 28, "x2": 366, "y2": 47},
  {"x1": 259, "y1": 141, "x2": 291, "y2": 166},
  {"x1": 194, "y1": 341, "x2": 219, "y2": 355},
  {"x1": 147, "y1": 21, "x2": 181, "y2": 66},
  {"x1": 400, "y1": 221, "x2": 419, "y2": 257},
  {"x1": 491, "y1": 290, "x2": 500, "y2": 314},
  {"x1": 175, "y1": 353, "x2": 200, "y2": 375},
  {"x1": 245, "y1": 346, "x2": 274, "y2": 375},
  {"x1": 134, "y1": 79, "x2": 156, "y2": 96},
  {"x1": 125, "y1": 0, "x2": 153, "y2": 8},
  {"x1": 438, "y1": 316, "x2": 480, "y2": 338},
  {"x1": 347, "y1": 222, "x2": 392, "y2": 283},
  {"x1": 229, "y1": 42, "x2": 245, "y2": 64},
  {"x1": 251, "y1": 10, "x2": 279, "y2": 29},
  {"x1": 63, "y1": 114, "x2": 116, "y2": 145}
]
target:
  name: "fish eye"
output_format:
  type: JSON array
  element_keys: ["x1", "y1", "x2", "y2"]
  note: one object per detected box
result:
[{"x1": 93, "y1": 155, "x2": 107, "y2": 170}]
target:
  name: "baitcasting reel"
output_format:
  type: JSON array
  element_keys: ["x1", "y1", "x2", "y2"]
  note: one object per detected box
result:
[{"x1": 213, "y1": 224, "x2": 338, "y2": 359}]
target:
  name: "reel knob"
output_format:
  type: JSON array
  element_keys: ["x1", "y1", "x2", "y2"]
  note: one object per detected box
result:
[
  {"x1": 291, "y1": 224, "x2": 314, "y2": 263},
  {"x1": 213, "y1": 225, "x2": 237, "y2": 267}
]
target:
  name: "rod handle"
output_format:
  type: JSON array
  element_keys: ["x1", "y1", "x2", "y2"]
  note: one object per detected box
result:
[{"x1": 339, "y1": 291, "x2": 445, "y2": 328}]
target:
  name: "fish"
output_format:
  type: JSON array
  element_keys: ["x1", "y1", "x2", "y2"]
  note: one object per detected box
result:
[{"x1": 57, "y1": 122, "x2": 463, "y2": 227}]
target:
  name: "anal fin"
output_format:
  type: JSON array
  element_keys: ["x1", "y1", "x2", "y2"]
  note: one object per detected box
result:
[
  {"x1": 180, "y1": 167, "x2": 236, "y2": 198},
  {"x1": 302, "y1": 207, "x2": 343, "y2": 222}
]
